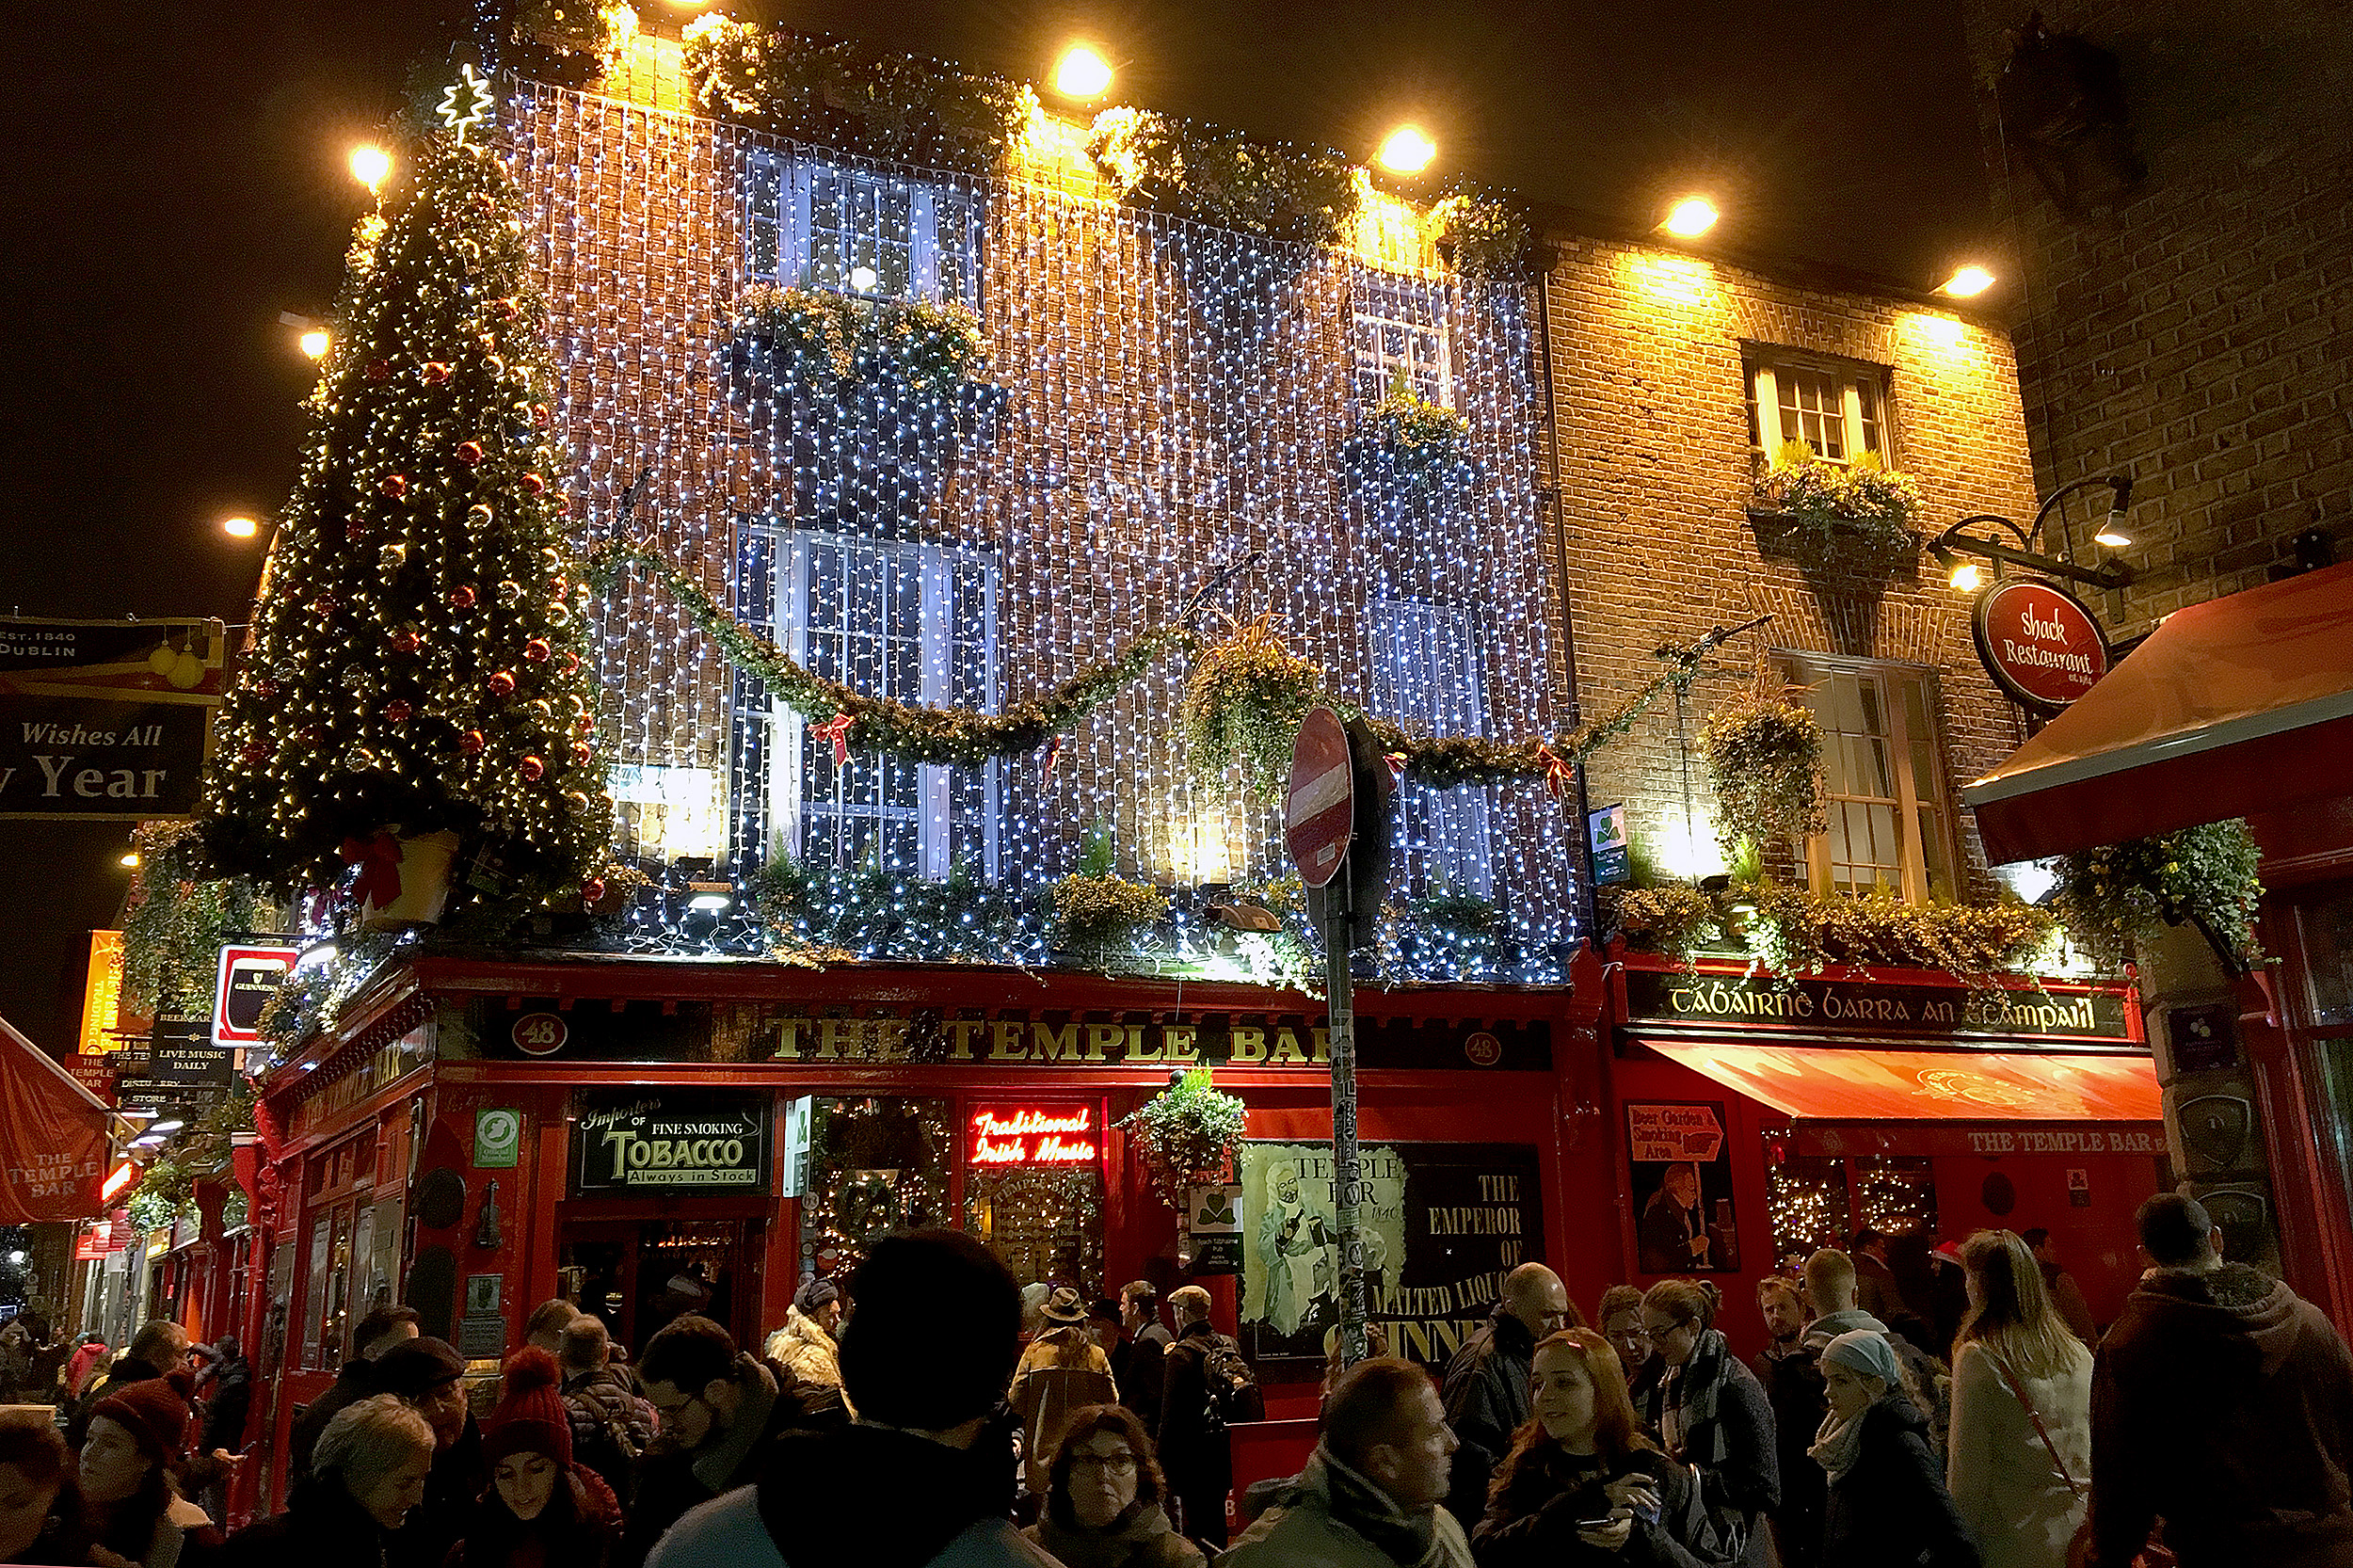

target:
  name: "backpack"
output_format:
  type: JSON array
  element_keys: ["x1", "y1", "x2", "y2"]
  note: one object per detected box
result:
[
  {"x1": 1198, "y1": 1333, "x2": 1263, "y2": 1431},
  {"x1": 568, "y1": 1381, "x2": 643, "y2": 1498}
]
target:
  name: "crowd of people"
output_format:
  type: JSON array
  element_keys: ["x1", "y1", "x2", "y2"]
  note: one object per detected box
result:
[{"x1": 3, "y1": 1192, "x2": 2348, "y2": 1568}]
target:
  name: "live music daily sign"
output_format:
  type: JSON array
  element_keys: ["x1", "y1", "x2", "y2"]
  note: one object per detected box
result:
[{"x1": 0, "y1": 617, "x2": 225, "y2": 820}]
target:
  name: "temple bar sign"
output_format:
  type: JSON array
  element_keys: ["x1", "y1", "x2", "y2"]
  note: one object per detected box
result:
[{"x1": 1624, "y1": 971, "x2": 2136, "y2": 1046}]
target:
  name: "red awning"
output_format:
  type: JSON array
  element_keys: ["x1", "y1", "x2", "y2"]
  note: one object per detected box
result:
[
  {"x1": 0, "y1": 1014, "x2": 118, "y2": 1224},
  {"x1": 1645, "y1": 1040, "x2": 2163, "y2": 1123},
  {"x1": 1963, "y1": 561, "x2": 2353, "y2": 864}
]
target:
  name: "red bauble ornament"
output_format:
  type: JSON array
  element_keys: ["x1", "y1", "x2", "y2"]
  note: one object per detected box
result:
[
  {"x1": 448, "y1": 584, "x2": 478, "y2": 609},
  {"x1": 570, "y1": 741, "x2": 594, "y2": 765},
  {"x1": 518, "y1": 754, "x2": 546, "y2": 782},
  {"x1": 582, "y1": 876, "x2": 606, "y2": 904},
  {"x1": 531, "y1": 403, "x2": 552, "y2": 427},
  {"x1": 380, "y1": 473, "x2": 408, "y2": 498},
  {"x1": 460, "y1": 729, "x2": 486, "y2": 756},
  {"x1": 520, "y1": 472, "x2": 546, "y2": 495},
  {"x1": 456, "y1": 440, "x2": 485, "y2": 466},
  {"x1": 493, "y1": 296, "x2": 520, "y2": 321},
  {"x1": 560, "y1": 651, "x2": 581, "y2": 675},
  {"x1": 239, "y1": 740, "x2": 267, "y2": 765},
  {"x1": 384, "y1": 699, "x2": 413, "y2": 722},
  {"x1": 487, "y1": 670, "x2": 517, "y2": 697},
  {"x1": 253, "y1": 678, "x2": 279, "y2": 699},
  {"x1": 422, "y1": 360, "x2": 452, "y2": 385},
  {"x1": 311, "y1": 594, "x2": 338, "y2": 619},
  {"x1": 390, "y1": 628, "x2": 422, "y2": 655},
  {"x1": 524, "y1": 637, "x2": 552, "y2": 663}
]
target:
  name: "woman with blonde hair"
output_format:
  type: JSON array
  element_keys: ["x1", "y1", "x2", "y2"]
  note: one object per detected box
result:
[
  {"x1": 1945, "y1": 1229, "x2": 2093, "y2": 1568},
  {"x1": 1637, "y1": 1280, "x2": 1777, "y2": 1564}
]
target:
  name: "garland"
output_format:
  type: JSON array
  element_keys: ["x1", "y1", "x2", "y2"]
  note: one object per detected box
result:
[
  {"x1": 730, "y1": 284, "x2": 988, "y2": 405},
  {"x1": 512, "y1": 0, "x2": 637, "y2": 74},
  {"x1": 589, "y1": 536, "x2": 1193, "y2": 765},
  {"x1": 1429, "y1": 178, "x2": 1544, "y2": 280},
  {"x1": 1118, "y1": 1067, "x2": 1248, "y2": 1212},
  {"x1": 2051, "y1": 819, "x2": 2265, "y2": 966},
  {"x1": 122, "y1": 823, "x2": 265, "y2": 1022},
  {"x1": 1050, "y1": 873, "x2": 1172, "y2": 959},
  {"x1": 1699, "y1": 695, "x2": 1826, "y2": 855},
  {"x1": 1753, "y1": 441, "x2": 1924, "y2": 565},
  {"x1": 680, "y1": 18, "x2": 1040, "y2": 175},
  {"x1": 1085, "y1": 107, "x2": 1360, "y2": 248}
]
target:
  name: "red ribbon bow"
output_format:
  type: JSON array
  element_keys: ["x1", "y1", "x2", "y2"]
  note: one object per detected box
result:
[
  {"x1": 1384, "y1": 750, "x2": 1407, "y2": 782},
  {"x1": 1535, "y1": 744, "x2": 1573, "y2": 801},
  {"x1": 812, "y1": 712, "x2": 856, "y2": 768},
  {"x1": 339, "y1": 830, "x2": 406, "y2": 911},
  {"x1": 1040, "y1": 734, "x2": 1064, "y2": 780}
]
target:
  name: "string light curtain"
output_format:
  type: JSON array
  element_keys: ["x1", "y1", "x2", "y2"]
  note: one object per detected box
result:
[{"x1": 507, "y1": 83, "x2": 1578, "y2": 972}]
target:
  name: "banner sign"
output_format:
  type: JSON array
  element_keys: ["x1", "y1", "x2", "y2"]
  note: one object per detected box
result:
[
  {"x1": 61, "y1": 1053, "x2": 117, "y2": 1108},
  {"x1": 214, "y1": 946, "x2": 298, "y2": 1048},
  {"x1": 150, "y1": 1017, "x2": 235, "y2": 1090},
  {"x1": 0, "y1": 617, "x2": 224, "y2": 820},
  {"x1": 1236, "y1": 1141, "x2": 1545, "y2": 1368},
  {"x1": 1624, "y1": 969, "x2": 2137, "y2": 1046},
  {"x1": 78, "y1": 931, "x2": 127, "y2": 1056},
  {"x1": 571, "y1": 1089, "x2": 772, "y2": 1195}
]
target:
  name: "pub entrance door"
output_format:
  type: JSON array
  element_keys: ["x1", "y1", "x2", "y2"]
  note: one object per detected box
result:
[{"x1": 554, "y1": 1201, "x2": 769, "y2": 1356}]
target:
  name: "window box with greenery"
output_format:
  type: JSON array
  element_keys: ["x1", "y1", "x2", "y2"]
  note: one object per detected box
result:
[
  {"x1": 1749, "y1": 440, "x2": 1924, "y2": 567},
  {"x1": 1350, "y1": 383, "x2": 1473, "y2": 491},
  {"x1": 729, "y1": 283, "x2": 991, "y2": 408}
]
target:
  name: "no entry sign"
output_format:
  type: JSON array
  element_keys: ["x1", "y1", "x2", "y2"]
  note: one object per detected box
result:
[
  {"x1": 1287, "y1": 707, "x2": 1354, "y2": 888},
  {"x1": 1972, "y1": 579, "x2": 2110, "y2": 712}
]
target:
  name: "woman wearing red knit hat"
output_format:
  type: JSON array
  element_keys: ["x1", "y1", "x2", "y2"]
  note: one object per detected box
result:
[
  {"x1": 80, "y1": 1371, "x2": 222, "y2": 1568},
  {"x1": 449, "y1": 1348, "x2": 620, "y2": 1568}
]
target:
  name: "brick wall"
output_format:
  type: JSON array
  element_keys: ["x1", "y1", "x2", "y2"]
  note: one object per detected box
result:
[
  {"x1": 1958, "y1": 0, "x2": 2353, "y2": 633},
  {"x1": 1542, "y1": 239, "x2": 2043, "y2": 890}
]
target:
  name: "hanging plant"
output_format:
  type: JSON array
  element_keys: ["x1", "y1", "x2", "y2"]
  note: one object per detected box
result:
[
  {"x1": 1119, "y1": 1066, "x2": 1249, "y2": 1212},
  {"x1": 1182, "y1": 613, "x2": 1327, "y2": 799},
  {"x1": 1050, "y1": 873, "x2": 1171, "y2": 962},
  {"x1": 681, "y1": 18, "x2": 1039, "y2": 175},
  {"x1": 1353, "y1": 379, "x2": 1472, "y2": 490},
  {"x1": 730, "y1": 284, "x2": 989, "y2": 406},
  {"x1": 1429, "y1": 178, "x2": 1543, "y2": 280},
  {"x1": 1751, "y1": 441, "x2": 1924, "y2": 566},
  {"x1": 121, "y1": 822, "x2": 266, "y2": 1023},
  {"x1": 2051, "y1": 819, "x2": 2265, "y2": 966},
  {"x1": 1700, "y1": 695, "x2": 1826, "y2": 856},
  {"x1": 1085, "y1": 107, "x2": 1359, "y2": 247},
  {"x1": 1602, "y1": 884, "x2": 1723, "y2": 973}
]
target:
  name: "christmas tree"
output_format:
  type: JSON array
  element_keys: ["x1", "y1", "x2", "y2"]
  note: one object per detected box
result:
[{"x1": 204, "y1": 84, "x2": 610, "y2": 914}]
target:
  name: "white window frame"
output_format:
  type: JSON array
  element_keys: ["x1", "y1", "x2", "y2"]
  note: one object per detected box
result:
[
  {"x1": 1353, "y1": 272, "x2": 1452, "y2": 408},
  {"x1": 1775, "y1": 651, "x2": 1960, "y2": 905},
  {"x1": 746, "y1": 152, "x2": 982, "y2": 308},
  {"x1": 1748, "y1": 351, "x2": 1888, "y2": 465},
  {"x1": 765, "y1": 529, "x2": 1000, "y2": 880},
  {"x1": 1369, "y1": 599, "x2": 1492, "y2": 897}
]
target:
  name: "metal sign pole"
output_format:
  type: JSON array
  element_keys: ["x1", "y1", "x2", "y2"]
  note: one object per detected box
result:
[{"x1": 1327, "y1": 854, "x2": 1367, "y2": 1369}]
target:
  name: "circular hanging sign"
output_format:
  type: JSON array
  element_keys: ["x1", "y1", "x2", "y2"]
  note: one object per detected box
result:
[
  {"x1": 511, "y1": 1012, "x2": 568, "y2": 1056},
  {"x1": 1972, "y1": 579, "x2": 2110, "y2": 712},
  {"x1": 1286, "y1": 707, "x2": 1355, "y2": 889}
]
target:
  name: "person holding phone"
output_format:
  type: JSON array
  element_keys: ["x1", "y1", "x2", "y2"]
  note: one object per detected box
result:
[{"x1": 1471, "y1": 1329, "x2": 1721, "y2": 1567}]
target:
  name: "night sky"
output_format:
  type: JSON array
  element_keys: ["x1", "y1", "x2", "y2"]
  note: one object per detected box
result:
[{"x1": 0, "y1": 0, "x2": 1994, "y2": 1052}]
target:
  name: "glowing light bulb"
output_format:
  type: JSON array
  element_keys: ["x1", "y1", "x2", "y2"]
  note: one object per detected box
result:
[
  {"x1": 849, "y1": 264, "x2": 879, "y2": 293},
  {"x1": 1948, "y1": 561, "x2": 1986, "y2": 593},
  {"x1": 1940, "y1": 265, "x2": 1995, "y2": 297},
  {"x1": 298, "y1": 328, "x2": 330, "y2": 358},
  {"x1": 1054, "y1": 45, "x2": 1112, "y2": 101},
  {"x1": 1377, "y1": 125, "x2": 1436, "y2": 176},
  {"x1": 119, "y1": 852, "x2": 140, "y2": 868},
  {"x1": 2093, "y1": 528, "x2": 2133, "y2": 549},
  {"x1": 1661, "y1": 197, "x2": 1718, "y2": 238},
  {"x1": 349, "y1": 144, "x2": 391, "y2": 191}
]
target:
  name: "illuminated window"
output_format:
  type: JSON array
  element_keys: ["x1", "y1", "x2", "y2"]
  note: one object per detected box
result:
[
  {"x1": 748, "y1": 154, "x2": 981, "y2": 307},
  {"x1": 1369, "y1": 599, "x2": 1492, "y2": 896},
  {"x1": 767, "y1": 532, "x2": 1000, "y2": 878},
  {"x1": 1775, "y1": 652, "x2": 1958, "y2": 904},
  {"x1": 1353, "y1": 272, "x2": 1450, "y2": 408},
  {"x1": 1746, "y1": 350, "x2": 1888, "y2": 463}
]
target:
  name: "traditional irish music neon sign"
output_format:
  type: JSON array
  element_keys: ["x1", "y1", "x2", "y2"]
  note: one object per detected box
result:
[{"x1": 968, "y1": 1104, "x2": 1097, "y2": 1166}]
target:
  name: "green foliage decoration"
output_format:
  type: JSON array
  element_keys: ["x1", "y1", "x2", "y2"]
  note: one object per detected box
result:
[
  {"x1": 1358, "y1": 379, "x2": 1472, "y2": 489},
  {"x1": 1085, "y1": 106, "x2": 1359, "y2": 247},
  {"x1": 1753, "y1": 440, "x2": 1924, "y2": 565},
  {"x1": 730, "y1": 284, "x2": 988, "y2": 406},
  {"x1": 1379, "y1": 889, "x2": 1513, "y2": 982},
  {"x1": 1700, "y1": 696, "x2": 1827, "y2": 856},
  {"x1": 1604, "y1": 884, "x2": 1724, "y2": 972},
  {"x1": 512, "y1": 0, "x2": 637, "y2": 72},
  {"x1": 750, "y1": 854, "x2": 1037, "y2": 966},
  {"x1": 1429, "y1": 179, "x2": 1542, "y2": 280},
  {"x1": 1745, "y1": 885, "x2": 2059, "y2": 990},
  {"x1": 1050, "y1": 873, "x2": 1171, "y2": 962},
  {"x1": 681, "y1": 17, "x2": 1039, "y2": 175},
  {"x1": 2051, "y1": 819, "x2": 2265, "y2": 965},
  {"x1": 122, "y1": 823, "x2": 264, "y2": 1022},
  {"x1": 1118, "y1": 1067, "x2": 1249, "y2": 1211},
  {"x1": 1182, "y1": 613, "x2": 1328, "y2": 799}
]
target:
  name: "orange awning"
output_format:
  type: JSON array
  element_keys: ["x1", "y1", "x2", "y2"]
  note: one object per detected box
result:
[{"x1": 1645, "y1": 1040, "x2": 2162, "y2": 1123}]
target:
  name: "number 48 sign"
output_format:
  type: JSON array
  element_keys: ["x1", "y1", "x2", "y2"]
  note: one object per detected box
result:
[{"x1": 512, "y1": 1013, "x2": 568, "y2": 1056}]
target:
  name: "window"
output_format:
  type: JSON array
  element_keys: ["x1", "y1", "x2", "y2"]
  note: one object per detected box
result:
[
  {"x1": 748, "y1": 154, "x2": 981, "y2": 307},
  {"x1": 1369, "y1": 600, "x2": 1492, "y2": 896},
  {"x1": 768, "y1": 532, "x2": 999, "y2": 877},
  {"x1": 1775, "y1": 652, "x2": 1958, "y2": 903},
  {"x1": 1747, "y1": 351, "x2": 1887, "y2": 463},
  {"x1": 1353, "y1": 273, "x2": 1450, "y2": 408}
]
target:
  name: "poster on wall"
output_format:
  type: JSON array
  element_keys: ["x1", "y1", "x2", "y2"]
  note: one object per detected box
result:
[
  {"x1": 1236, "y1": 1141, "x2": 1545, "y2": 1368},
  {"x1": 1626, "y1": 1102, "x2": 1740, "y2": 1273}
]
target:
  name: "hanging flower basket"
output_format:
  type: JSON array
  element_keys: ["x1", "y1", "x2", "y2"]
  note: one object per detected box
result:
[
  {"x1": 1749, "y1": 441, "x2": 1923, "y2": 567},
  {"x1": 1181, "y1": 614, "x2": 1326, "y2": 800},
  {"x1": 1429, "y1": 179, "x2": 1544, "y2": 280},
  {"x1": 2051, "y1": 819, "x2": 2265, "y2": 967},
  {"x1": 1699, "y1": 695, "x2": 1826, "y2": 856},
  {"x1": 729, "y1": 284, "x2": 989, "y2": 407},
  {"x1": 1352, "y1": 386, "x2": 1472, "y2": 490},
  {"x1": 1119, "y1": 1067, "x2": 1249, "y2": 1212}
]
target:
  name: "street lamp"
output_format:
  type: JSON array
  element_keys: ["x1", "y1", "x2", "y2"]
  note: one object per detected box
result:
[
  {"x1": 1053, "y1": 44, "x2": 1112, "y2": 101},
  {"x1": 350, "y1": 143, "x2": 391, "y2": 192},
  {"x1": 222, "y1": 515, "x2": 261, "y2": 538},
  {"x1": 1377, "y1": 125, "x2": 1436, "y2": 176},
  {"x1": 1660, "y1": 197, "x2": 1718, "y2": 238},
  {"x1": 1929, "y1": 473, "x2": 2137, "y2": 593}
]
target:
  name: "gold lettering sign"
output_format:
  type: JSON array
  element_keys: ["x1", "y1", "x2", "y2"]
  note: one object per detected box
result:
[{"x1": 762, "y1": 1015, "x2": 1335, "y2": 1068}]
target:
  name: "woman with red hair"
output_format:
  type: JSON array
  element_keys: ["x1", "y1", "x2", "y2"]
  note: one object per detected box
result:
[{"x1": 1471, "y1": 1329, "x2": 1721, "y2": 1568}]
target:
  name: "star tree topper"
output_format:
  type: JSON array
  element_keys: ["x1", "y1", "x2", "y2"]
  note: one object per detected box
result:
[{"x1": 438, "y1": 63, "x2": 493, "y2": 145}]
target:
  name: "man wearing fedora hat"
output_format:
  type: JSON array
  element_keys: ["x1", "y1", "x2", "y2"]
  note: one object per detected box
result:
[{"x1": 1008, "y1": 1286, "x2": 1118, "y2": 1499}]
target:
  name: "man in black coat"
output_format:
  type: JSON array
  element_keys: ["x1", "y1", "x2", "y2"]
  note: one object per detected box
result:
[
  {"x1": 1114, "y1": 1280, "x2": 1172, "y2": 1433},
  {"x1": 1156, "y1": 1285, "x2": 1235, "y2": 1550},
  {"x1": 376, "y1": 1336, "x2": 488, "y2": 1568},
  {"x1": 287, "y1": 1304, "x2": 420, "y2": 1483},
  {"x1": 1438, "y1": 1262, "x2": 1574, "y2": 1528}
]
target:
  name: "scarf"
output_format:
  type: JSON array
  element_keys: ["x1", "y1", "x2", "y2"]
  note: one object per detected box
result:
[
  {"x1": 1306, "y1": 1446, "x2": 1471, "y2": 1568},
  {"x1": 1809, "y1": 1407, "x2": 1866, "y2": 1487},
  {"x1": 1659, "y1": 1330, "x2": 1747, "y2": 1561}
]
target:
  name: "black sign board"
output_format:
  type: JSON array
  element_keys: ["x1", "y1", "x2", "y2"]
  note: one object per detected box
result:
[
  {"x1": 0, "y1": 617, "x2": 223, "y2": 821},
  {"x1": 1624, "y1": 970, "x2": 2136, "y2": 1045},
  {"x1": 571, "y1": 1089, "x2": 773, "y2": 1196},
  {"x1": 2166, "y1": 1002, "x2": 2239, "y2": 1074},
  {"x1": 150, "y1": 1017, "x2": 235, "y2": 1090}
]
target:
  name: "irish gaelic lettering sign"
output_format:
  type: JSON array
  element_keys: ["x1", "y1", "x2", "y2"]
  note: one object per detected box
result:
[
  {"x1": 1624, "y1": 969, "x2": 2136, "y2": 1046},
  {"x1": 1972, "y1": 580, "x2": 2110, "y2": 712},
  {"x1": 570, "y1": 1090, "x2": 772, "y2": 1194}
]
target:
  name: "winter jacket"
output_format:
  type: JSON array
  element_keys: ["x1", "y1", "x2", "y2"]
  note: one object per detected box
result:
[
  {"x1": 1115, "y1": 1322, "x2": 1173, "y2": 1433},
  {"x1": 1225, "y1": 1446, "x2": 1475, "y2": 1568},
  {"x1": 201, "y1": 1357, "x2": 254, "y2": 1454},
  {"x1": 1471, "y1": 1440, "x2": 1727, "y2": 1568},
  {"x1": 1854, "y1": 1256, "x2": 1902, "y2": 1327},
  {"x1": 1803, "y1": 1308, "x2": 1950, "y2": 1471},
  {"x1": 289, "y1": 1360, "x2": 380, "y2": 1485},
  {"x1": 1639, "y1": 1332, "x2": 1778, "y2": 1562},
  {"x1": 1023, "y1": 1501, "x2": 1205, "y2": 1568},
  {"x1": 446, "y1": 1465, "x2": 623, "y2": 1568},
  {"x1": 642, "y1": 1423, "x2": 1053, "y2": 1568},
  {"x1": 224, "y1": 1479, "x2": 392, "y2": 1568},
  {"x1": 92, "y1": 1487, "x2": 221, "y2": 1568},
  {"x1": 563, "y1": 1366, "x2": 657, "y2": 1505},
  {"x1": 386, "y1": 1417, "x2": 487, "y2": 1568},
  {"x1": 1438, "y1": 1304, "x2": 1537, "y2": 1528},
  {"x1": 2088, "y1": 1262, "x2": 2353, "y2": 1568},
  {"x1": 1945, "y1": 1338, "x2": 2091, "y2": 1568},
  {"x1": 762, "y1": 1309, "x2": 852, "y2": 1417},
  {"x1": 1156, "y1": 1321, "x2": 1233, "y2": 1505},
  {"x1": 1008, "y1": 1325, "x2": 1119, "y2": 1494},
  {"x1": 1752, "y1": 1343, "x2": 1827, "y2": 1568},
  {"x1": 2039, "y1": 1263, "x2": 2097, "y2": 1346},
  {"x1": 69, "y1": 1340, "x2": 111, "y2": 1397},
  {"x1": 1817, "y1": 1391, "x2": 1977, "y2": 1568},
  {"x1": 620, "y1": 1354, "x2": 822, "y2": 1568}
]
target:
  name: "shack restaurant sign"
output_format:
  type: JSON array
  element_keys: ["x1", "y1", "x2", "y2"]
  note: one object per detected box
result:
[
  {"x1": 571, "y1": 1090, "x2": 772, "y2": 1195},
  {"x1": 1972, "y1": 580, "x2": 2110, "y2": 712},
  {"x1": 968, "y1": 1104, "x2": 1098, "y2": 1166},
  {"x1": 1625, "y1": 970, "x2": 2136, "y2": 1045}
]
